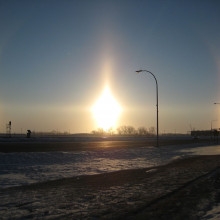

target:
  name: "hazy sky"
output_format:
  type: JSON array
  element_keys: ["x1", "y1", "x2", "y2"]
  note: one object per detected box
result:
[{"x1": 0, "y1": 0, "x2": 220, "y2": 134}]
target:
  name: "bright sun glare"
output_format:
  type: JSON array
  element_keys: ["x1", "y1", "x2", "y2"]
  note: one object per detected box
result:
[{"x1": 92, "y1": 86, "x2": 122, "y2": 131}]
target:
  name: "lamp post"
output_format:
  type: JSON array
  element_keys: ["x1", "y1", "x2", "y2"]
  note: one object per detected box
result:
[{"x1": 136, "y1": 69, "x2": 159, "y2": 147}]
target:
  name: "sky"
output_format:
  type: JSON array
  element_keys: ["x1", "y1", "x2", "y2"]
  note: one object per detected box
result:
[{"x1": 0, "y1": 0, "x2": 220, "y2": 134}]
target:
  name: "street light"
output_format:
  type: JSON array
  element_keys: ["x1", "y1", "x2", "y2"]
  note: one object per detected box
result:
[{"x1": 136, "y1": 69, "x2": 159, "y2": 147}]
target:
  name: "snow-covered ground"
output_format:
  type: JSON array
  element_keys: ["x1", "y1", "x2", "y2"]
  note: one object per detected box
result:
[{"x1": 1, "y1": 143, "x2": 220, "y2": 189}]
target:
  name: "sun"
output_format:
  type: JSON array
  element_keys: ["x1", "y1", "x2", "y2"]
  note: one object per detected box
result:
[{"x1": 92, "y1": 86, "x2": 122, "y2": 131}]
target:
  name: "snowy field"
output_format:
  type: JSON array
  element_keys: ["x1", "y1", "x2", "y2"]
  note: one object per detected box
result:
[{"x1": 1, "y1": 143, "x2": 220, "y2": 189}]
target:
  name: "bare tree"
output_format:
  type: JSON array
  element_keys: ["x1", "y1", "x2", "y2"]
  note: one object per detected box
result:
[
  {"x1": 117, "y1": 126, "x2": 126, "y2": 135},
  {"x1": 137, "y1": 127, "x2": 148, "y2": 135},
  {"x1": 117, "y1": 125, "x2": 136, "y2": 135},
  {"x1": 91, "y1": 128, "x2": 105, "y2": 135},
  {"x1": 127, "y1": 126, "x2": 136, "y2": 135},
  {"x1": 149, "y1": 126, "x2": 156, "y2": 135}
]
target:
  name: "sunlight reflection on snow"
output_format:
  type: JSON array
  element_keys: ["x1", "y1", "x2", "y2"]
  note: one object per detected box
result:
[
  {"x1": 180, "y1": 145, "x2": 220, "y2": 155},
  {"x1": 1, "y1": 144, "x2": 220, "y2": 188}
]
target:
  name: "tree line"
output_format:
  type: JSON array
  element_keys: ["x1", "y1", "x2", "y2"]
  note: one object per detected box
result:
[{"x1": 91, "y1": 126, "x2": 156, "y2": 136}]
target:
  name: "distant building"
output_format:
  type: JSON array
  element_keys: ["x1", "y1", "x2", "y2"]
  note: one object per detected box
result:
[{"x1": 191, "y1": 130, "x2": 219, "y2": 137}]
